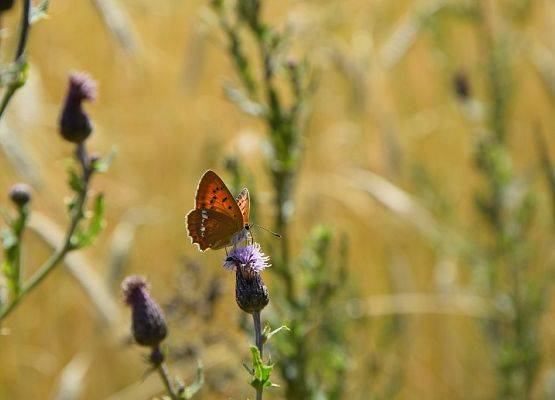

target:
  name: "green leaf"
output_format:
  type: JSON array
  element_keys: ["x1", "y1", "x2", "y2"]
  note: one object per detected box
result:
[
  {"x1": 249, "y1": 346, "x2": 274, "y2": 390},
  {"x1": 224, "y1": 83, "x2": 266, "y2": 117},
  {"x1": 12, "y1": 61, "x2": 28, "y2": 90},
  {"x1": 262, "y1": 324, "x2": 290, "y2": 343},
  {"x1": 1, "y1": 209, "x2": 27, "y2": 297},
  {"x1": 72, "y1": 194, "x2": 106, "y2": 248},
  {"x1": 181, "y1": 360, "x2": 204, "y2": 399},
  {"x1": 31, "y1": 0, "x2": 52, "y2": 24},
  {"x1": 91, "y1": 149, "x2": 117, "y2": 173},
  {"x1": 1, "y1": 228, "x2": 16, "y2": 250},
  {"x1": 68, "y1": 168, "x2": 84, "y2": 193},
  {"x1": 243, "y1": 362, "x2": 254, "y2": 376}
]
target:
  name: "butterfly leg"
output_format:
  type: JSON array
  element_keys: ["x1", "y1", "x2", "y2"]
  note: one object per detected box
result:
[{"x1": 225, "y1": 246, "x2": 228, "y2": 257}]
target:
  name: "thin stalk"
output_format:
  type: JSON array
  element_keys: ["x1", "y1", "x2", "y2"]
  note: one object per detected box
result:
[
  {"x1": 0, "y1": 0, "x2": 31, "y2": 121},
  {"x1": 0, "y1": 145, "x2": 92, "y2": 321},
  {"x1": 156, "y1": 362, "x2": 179, "y2": 400},
  {"x1": 12, "y1": 204, "x2": 28, "y2": 295},
  {"x1": 253, "y1": 310, "x2": 263, "y2": 400}
]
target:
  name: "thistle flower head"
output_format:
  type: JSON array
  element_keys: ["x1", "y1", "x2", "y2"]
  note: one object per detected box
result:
[
  {"x1": 121, "y1": 275, "x2": 167, "y2": 348},
  {"x1": 224, "y1": 243, "x2": 270, "y2": 313},
  {"x1": 67, "y1": 72, "x2": 97, "y2": 102},
  {"x1": 9, "y1": 183, "x2": 31, "y2": 207},
  {"x1": 223, "y1": 243, "x2": 270, "y2": 273},
  {"x1": 59, "y1": 72, "x2": 96, "y2": 144},
  {"x1": 0, "y1": 0, "x2": 14, "y2": 12}
]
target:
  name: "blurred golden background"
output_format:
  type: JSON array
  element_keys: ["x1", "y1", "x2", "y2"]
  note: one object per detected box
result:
[{"x1": 1, "y1": 0, "x2": 555, "y2": 399}]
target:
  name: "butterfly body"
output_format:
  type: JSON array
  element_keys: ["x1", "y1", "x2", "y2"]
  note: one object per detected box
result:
[{"x1": 186, "y1": 170, "x2": 251, "y2": 251}]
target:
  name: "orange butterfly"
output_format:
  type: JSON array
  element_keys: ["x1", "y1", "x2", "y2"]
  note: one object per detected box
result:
[{"x1": 186, "y1": 170, "x2": 251, "y2": 251}]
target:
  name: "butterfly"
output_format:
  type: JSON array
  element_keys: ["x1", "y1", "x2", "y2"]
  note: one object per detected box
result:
[{"x1": 186, "y1": 170, "x2": 251, "y2": 251}]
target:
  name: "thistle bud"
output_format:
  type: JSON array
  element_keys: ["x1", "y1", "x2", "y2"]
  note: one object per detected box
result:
[
  {"x1": 0, "y1": 0, "x2": 14, "y2": 12},
  {"x1": 286, "y1": 58, "x2": 298, "y2": 71},
  {"x1": 223, "y1": 243, "x2": 270, "y2": 313},
  {"x1": 8, "y1": 183, "x2": 31, "y2": 207},
  {"x1": 59, "y1": 72, "x2": 97, "y2": 144},
  {"x1": 122, "y1": 276, "x2": 167, "y2": 348},
  {"x1": 454, "y1": 71, "x2": 470, "y2": 100}
]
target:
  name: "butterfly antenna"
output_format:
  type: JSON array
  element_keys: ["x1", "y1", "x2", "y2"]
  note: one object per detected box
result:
[{"x1": 253, "y1": 224, "x2": 282, "y2": 238}]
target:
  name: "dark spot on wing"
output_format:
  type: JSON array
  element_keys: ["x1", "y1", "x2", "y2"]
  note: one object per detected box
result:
[
  {"x1": 228, "y1": 206, "x2": 232, "y2": 210},
  {"x1": 222, "y1": 197, "x2": 228, "y2": 202}
]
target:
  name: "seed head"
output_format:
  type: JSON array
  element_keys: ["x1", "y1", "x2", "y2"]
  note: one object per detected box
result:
[
  {"x1": 122, "y1": 276, "x2": 167, "y2": 348},
  {"x1": 59, "y1": 72, "x2": 97, "y2": 144},
  {"x1": 8, "y1": 183, "x2": 31, "y2": 207}
]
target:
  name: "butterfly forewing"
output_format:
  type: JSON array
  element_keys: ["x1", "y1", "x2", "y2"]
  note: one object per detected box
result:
[
  {"x1": 186, "y1": 170, "x2": 245, "y2": 251},
  {"x1": 194, "y1": 171, "x2": 243, "y2": 220}
]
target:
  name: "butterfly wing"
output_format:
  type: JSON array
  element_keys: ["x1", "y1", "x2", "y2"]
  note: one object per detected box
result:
[
  {"x1": 235, "y1": 188, "x2": 250, "y2": 224},
  {"x1": 187, "y1": 209, "x2": 242, "y2": 250},
  {"x1": 186, "y1": 170, "x2": 244, "y2": 251},
  {"x1": 194, "y1": 171, "x2": 243, "y2": 219}
]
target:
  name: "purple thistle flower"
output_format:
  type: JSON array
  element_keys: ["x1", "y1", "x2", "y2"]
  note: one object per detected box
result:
[
  {"x1": 121, "y1": 276, "x2": 167, "y2": 348},
  {"x1": 224, "y1": 243, "x2": 270, "y2": 314},
  {"x1": 59, "y1": 72, "x2": 97, "y2": 144},
  {"x1": 223, "y1": 243, "x2": 270, "y2": 273}
]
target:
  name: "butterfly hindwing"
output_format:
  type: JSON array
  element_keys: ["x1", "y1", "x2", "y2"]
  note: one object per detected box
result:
[
  {"x1": 235, "y1": 188, "x2": 250, "y2": 225},
  {"x1": 187, "y1": 208, "x2": 241, "y2": 251}
]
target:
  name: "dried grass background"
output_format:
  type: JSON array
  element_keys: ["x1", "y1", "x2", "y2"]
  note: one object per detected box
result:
[{"x1": 1, "y1": 0, "x2": 555, "y2": 399}]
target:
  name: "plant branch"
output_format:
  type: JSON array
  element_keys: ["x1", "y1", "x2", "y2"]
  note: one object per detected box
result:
[
  {"x1": 12, "y1": 204, "x2": 28, "y2": 295},
  {"x1": 0, "y1": 0, "x2": 31, "y2": 121},
  {"x1": 253, "y1": 310, "x2": 263, "y2": 400},
  {"x1": 156, "y1": 362, "x2": 179, "y2": 400},
  {"x1": 0, "y1": 145, "x2": 93, "y2": 321}
]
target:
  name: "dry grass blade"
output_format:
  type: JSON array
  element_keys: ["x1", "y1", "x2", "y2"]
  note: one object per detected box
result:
[
  {"x1": 54, "y1": 353, "x2": 92, "y2": 400},
  {"x1": 102, "y1": 342, "x2": 231, "y2": 400},
  {"x1": 345, "y1": 168, "x2": 440, "y2": 239},
  {"x1": 529, "y1": 41, "x2": 555, "y2": 104},
  {"x1": 27, "y1": 212, "x2": 120, "y2": 327},
  {"x1": 378, "y1": 0, "x2": 446, "y2": 69},
  {"x1": 0, "y1": 124, "x2": 43, "y2": 187},
  {"x1": 105, "y1": 207, "x2": 159, "y2": 291},
  {"x1": 91, "y1": 0, "x2": 140, "y2": 54},
  {"x1": 534, "y1": 128, "x2": 555, "y2": 226},
  {"x1": 346, "y1": 293, "x2": 492, "y2": 319}
]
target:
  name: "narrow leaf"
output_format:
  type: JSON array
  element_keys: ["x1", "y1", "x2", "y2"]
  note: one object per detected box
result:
[
  {"x1": 182, "y1": 361, "x2": 204, "y2": 399},
  {"x1": 262, "y1": 324, "x2": 290, "y2": 343},
  {"x1": 249, "y1": 346, "x2": 273, "y2": 389},
  {"x1": 91, "y1": 148, "x2": 117, "y2": 173},
  {"x1": 73, "y1": 194, "x2": 106, "y2": 248},
  {"x1": 68, "y1": 168, "x2": 84, "y2": 193}
]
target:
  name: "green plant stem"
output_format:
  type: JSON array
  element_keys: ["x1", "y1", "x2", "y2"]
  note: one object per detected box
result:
[
  {"x1": 156, "y1": 362, "x2": 179, "y2": 400},
  {"x1": 0, "y1": 0, "x2": 31, "y2": 121},
  {"x1": 12, "y1": 205, "x2": 28, "y2": 295},
  {"x1": 0, "y1": 146, "x2": 92, "y2": 321},
  {"x1": 253, "y1": 310, "x2": 263, "y2": 400}
]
